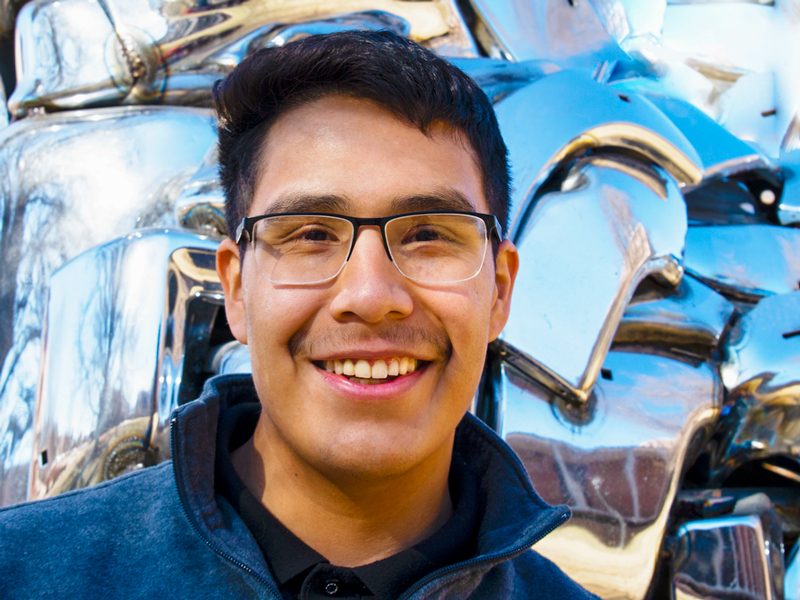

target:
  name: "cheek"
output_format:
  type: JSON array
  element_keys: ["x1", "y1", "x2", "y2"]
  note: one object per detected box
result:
[{"x1": 243, "y1": 282, "x2": 323, "y2": 359}]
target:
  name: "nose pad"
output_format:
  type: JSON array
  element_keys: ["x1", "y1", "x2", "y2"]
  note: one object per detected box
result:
[
  {"x1": 330, "y1": 226, "x2": 413, "y2": 322},
  {"x1": 345, "y1": 225, "x2": 395, "y2": 270}
]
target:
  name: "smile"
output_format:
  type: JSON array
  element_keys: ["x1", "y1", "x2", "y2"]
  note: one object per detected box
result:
[{"x1": 319, "y1": 358, "x2": 420, "y2": 385}]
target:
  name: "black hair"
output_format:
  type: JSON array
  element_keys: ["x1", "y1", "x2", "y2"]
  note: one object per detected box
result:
[{"x1": 213, "y1": 30, "x2": 510, "y2": 243}]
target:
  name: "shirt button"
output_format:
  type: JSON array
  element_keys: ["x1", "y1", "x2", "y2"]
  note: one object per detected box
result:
[{"x1": 324, "y1": 580, "x2": 340, "y2": 596}]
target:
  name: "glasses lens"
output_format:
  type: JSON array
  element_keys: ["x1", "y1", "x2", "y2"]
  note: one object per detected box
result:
[
  {"x1": 252, "y1": 215, "x2": 353, "y2": 284},
  {"x1": 385, "y1": 214, "x2": 488, "y2": 283}
]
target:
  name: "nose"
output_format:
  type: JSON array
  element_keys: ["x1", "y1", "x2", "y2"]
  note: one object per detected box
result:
[{"x1": 328, "y1": 226, "x2": 414, "y2": 323}]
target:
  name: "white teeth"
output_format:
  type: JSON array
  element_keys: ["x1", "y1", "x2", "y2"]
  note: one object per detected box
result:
[
  {"x1": 355, "y1": 359, "x2": 371, "y2": 378},
  {"x1": 388, "y1": 358, "x2": 399, "y2": 376},
  {"x1": 399, "y1": 357, "x2": 409, "y2": 375},
  {"x1": 371, "y1": 360, "x2": 388, "y2": 379},
  {"x1": 329, "y1": 357, "x2": 420, "y2": 378}
]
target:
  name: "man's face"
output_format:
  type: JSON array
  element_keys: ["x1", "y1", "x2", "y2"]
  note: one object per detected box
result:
[{"x1": 217, "y1": 96, "x2": 517, "y2": 482}]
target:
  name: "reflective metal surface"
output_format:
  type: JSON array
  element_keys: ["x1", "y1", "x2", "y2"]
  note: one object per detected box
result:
[
  {"x1": 174, "y1": 145, "x2": 226, "y2": 238},
  {"x1": 210, "y1": 341, "x2": 252, "y2": 376},
  {"x1": 642, "y1": 94, "x2": 772, "y2": 181},
  {"x1": 502, "y1": 155, "x2": 687, "y2": 402},
  {"x1": 9, "y1": 0, "x2": 476, "y2": 117},
  {"x1": 488, "y1": 350, "x2": 721, "y2": 600},
  {"x1": 777, "y1": 151, "x2": 800, "y2": 227},
  {"x1": 659, "y1": 2, "x2": 800, "y2": 156},
  {"x1": 30, "y1": 230, "x2": 221, "y2": 500},
  {"x1": 451, "y1": 58, "x2": 558, "y2": 105},
  {"x1": 672, "y1": 494, "x2": 785, "y2": 600},
  {"x1": 0, "y1": 105, "x2": 216, "y2": 507},
  {"x1": 713, "y1": 291, "x2": 800, "y2": 483},
  {"x1": 617, "y1": 274, "x2": 736, "y2": 354},
  {"x1": 788, "y1": 543, "x2": 800, "y2": 600},
  {"x1": 469, "y1": 0, "x2": 627, "y2": 67},
  {"x1": 493, "y1": 69, "x2": 702, "y2": 238},
  {"x1": 684, "y1": 225, "x2": 800, "y2": 301}
]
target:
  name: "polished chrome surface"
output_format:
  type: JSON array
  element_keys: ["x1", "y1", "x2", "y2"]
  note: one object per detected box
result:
[
  {"x1": 174, "y1": 145, "x2": 226, "y2": 238},
  {"x1": 489, "y1": 350, "x2": 721, "y2": 600},
  {"x1": 712, "y1": 291, "x2": 800, "y2": 483},
  {"x1": 777, "y1": 151, "x2": 800, "y2": 227},
  {"x1": 9, "y1": 0, "x2": 476, "y2": 117},
  {"x1": 502, "y1": 155, "x2": 687, "y2": 402},
  {"x1": 0, "y1": 105, "x2": 216, "y2": 507},
  {"x1": 659, "y1": 2, "x2": 800, "y2": 156},
  {"x1": 469, "y1": 0, "x2": 626, "y2": 67},
  {"x1": 210, "y1": 341, "x2": 252, "y2": 376},
  {"x1": 672, "y1": 494, "x2": 784, "y2": 600},
  {"x1": 493, "y1": 69, "x2": 702, "y2": 238},
  {"x1": 788, "y1": 543, "x2": 800, "y2": 600},
  {"x1": 30, "y1": 230, "x2": 220, "y2": 500},
  {"x1": 451, "y1": 58, "x2": 558, "y2": 105},
  {"x1": 642, "y1": 94, "x2": 772, "y2": 181},
  {"x1": 617, "y1": 274, "x2": 736, "y2": 353},
  {"x1": 684, "y1": 225, "x2": 800, "y2": 301}
]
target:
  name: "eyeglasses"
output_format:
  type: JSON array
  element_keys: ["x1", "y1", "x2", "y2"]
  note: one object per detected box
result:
[{"x1": 235, "y1": 210, "x2": 503, "y2": 285}]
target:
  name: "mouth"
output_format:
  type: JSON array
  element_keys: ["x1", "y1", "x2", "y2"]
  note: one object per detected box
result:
[{"x1": 314, "y1": 357, "x2": 424, "y2": 385}]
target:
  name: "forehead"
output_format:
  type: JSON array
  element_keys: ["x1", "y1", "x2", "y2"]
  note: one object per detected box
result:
[{"x1": 249, "y1": 96, "x2": 488, "y2": 216}]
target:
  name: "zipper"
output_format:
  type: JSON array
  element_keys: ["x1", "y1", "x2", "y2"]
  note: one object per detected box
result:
[
  {"x1": 397, "y1": 510, "x2": 570, "y2": 600},
  {"x1": 170, "y1": 415, "x2": 282, "y2": 600}
]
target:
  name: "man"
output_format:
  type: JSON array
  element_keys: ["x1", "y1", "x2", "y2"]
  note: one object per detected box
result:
[{"x1": 0, "y1": 31, "x2": 598, "y2": 599}]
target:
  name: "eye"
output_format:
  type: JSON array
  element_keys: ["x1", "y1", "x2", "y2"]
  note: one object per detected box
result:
[
  {"x1": 401, "y1": 225, "x2": 448, "y2": 245},
  {"x1": 296, "y1": 226, "x2": 339, "y2": 242}
]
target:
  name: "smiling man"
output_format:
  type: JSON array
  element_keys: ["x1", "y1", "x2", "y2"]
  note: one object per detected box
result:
[{"x1": 0, "y1": 30, "x2": 598, "y2": 600}]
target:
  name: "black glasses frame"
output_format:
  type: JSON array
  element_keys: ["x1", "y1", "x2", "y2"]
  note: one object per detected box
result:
[{"x1": 235, "y1": 210, "x2": 504, "y2": 264}]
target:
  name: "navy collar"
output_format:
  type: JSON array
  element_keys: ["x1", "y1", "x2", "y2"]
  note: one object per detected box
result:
[{"x1": 170, "y1": 374, "x2": 571, "y2": 590}]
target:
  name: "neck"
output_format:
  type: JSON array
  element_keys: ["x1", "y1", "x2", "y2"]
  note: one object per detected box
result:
[{"x1": 231, "y1": 417, "x2": 455, "y2": 567}]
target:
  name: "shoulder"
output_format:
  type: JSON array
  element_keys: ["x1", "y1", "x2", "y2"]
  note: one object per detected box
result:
[
  {"x1": 0, "y1": 460, "x2": 176, "y2": 535},
  {"x1": 0, "y1": 462, "x2": 200, "y2": 596}
]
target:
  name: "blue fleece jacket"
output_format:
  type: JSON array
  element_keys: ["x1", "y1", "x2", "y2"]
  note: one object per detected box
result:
[{"x1": 0, "y1": 375, "x2": 599, "y2": 599}]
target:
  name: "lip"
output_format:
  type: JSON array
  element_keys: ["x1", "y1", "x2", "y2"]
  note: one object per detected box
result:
[
  {"x1": 311, "y1": 349, "x2": 430, "y2": 362},
  {"x1": 315, "y1": 361, "x2": 428, "y2": 400}
]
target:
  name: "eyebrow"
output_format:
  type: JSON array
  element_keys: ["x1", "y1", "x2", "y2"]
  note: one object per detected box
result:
[
  {"x1": 262, "y1": 193, "x2": 351, "y2": 215},
  {"x1": 260, "y1": 188, "x2": 477, "y2": 216},
  {"x1": 389, "y1": 189, "x2": 477, "y2": 214}
]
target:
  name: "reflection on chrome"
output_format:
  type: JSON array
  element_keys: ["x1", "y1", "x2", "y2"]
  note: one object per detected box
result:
[
  {"x1": 788, "y1": 543, "x2": 800, "y2": 600},
  {"x1": 684, "y1": 225, "x2": 800, "y2": 301},
  {"x1": 30, "y1": 230, "x2": 221, "y2": 500},
  {"x1": 778, "y1": 152, "x2": 800, "y2": 227},
  {"x1": 9, "y1": 0, "x2": 476, "y2": 117},
  {"x1": 486, "y1": 350, "x2": 721, "y2": 600},
  {"x1": 493, "y1": 69, "x2": 702, "y2": 240},
  {"x1": 617, "y1": 274, "x2": 736, "y2": 354},
  {"x1": 672, "y1": 494, "x2": 784, "y2": 600},
  {"x1": 0, "y1": 105, "x2": 217, "y2": 507},
  {"x1": 714, "y1": 291, "x2": 800, "y2": 484},
  {"x1": 469, "y1": 0, "x2": 626, "y2": 67},
  {"x1": 502, "y1": 155, "x2": 687, "y2": 402},
  {"x1": 643, "y1": 95, "x2": 773, "y2": 182}
]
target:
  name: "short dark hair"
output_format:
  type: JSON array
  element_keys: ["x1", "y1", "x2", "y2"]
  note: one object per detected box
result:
[{"x1": 213, "y1": 30, "x2": 510, "y2": 243}]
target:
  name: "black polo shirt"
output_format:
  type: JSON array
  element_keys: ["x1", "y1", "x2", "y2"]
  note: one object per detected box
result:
[{"x1": 215, "y1": 403, "x2": 479, "y2": 600}]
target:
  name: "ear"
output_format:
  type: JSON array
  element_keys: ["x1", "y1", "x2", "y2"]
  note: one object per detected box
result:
[
  {"x1": 217, "y1": 238, "x2": 248, "y2": 345},
  {"x1": 488, "y1": 239, "x2": 519, "y2": 342}
]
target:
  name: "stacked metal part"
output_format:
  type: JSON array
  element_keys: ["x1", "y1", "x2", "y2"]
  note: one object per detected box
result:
[{"x1": 0, "y1": 1, "x2": 799, "y2": 599}]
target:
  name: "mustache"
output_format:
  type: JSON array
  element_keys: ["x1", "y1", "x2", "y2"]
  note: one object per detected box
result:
[{"x1": 288, "y1": 324, "x2": 453, "y2": 362}]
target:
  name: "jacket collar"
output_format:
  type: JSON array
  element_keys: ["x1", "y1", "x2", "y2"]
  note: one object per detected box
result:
[{"x1": 171, "y1": 373, "x2": 570, "y2": 579}]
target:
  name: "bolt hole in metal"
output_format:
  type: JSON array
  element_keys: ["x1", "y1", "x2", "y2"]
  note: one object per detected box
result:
[{"x1": 40, "y1": 450, "x2": 48, "y2": 466}]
